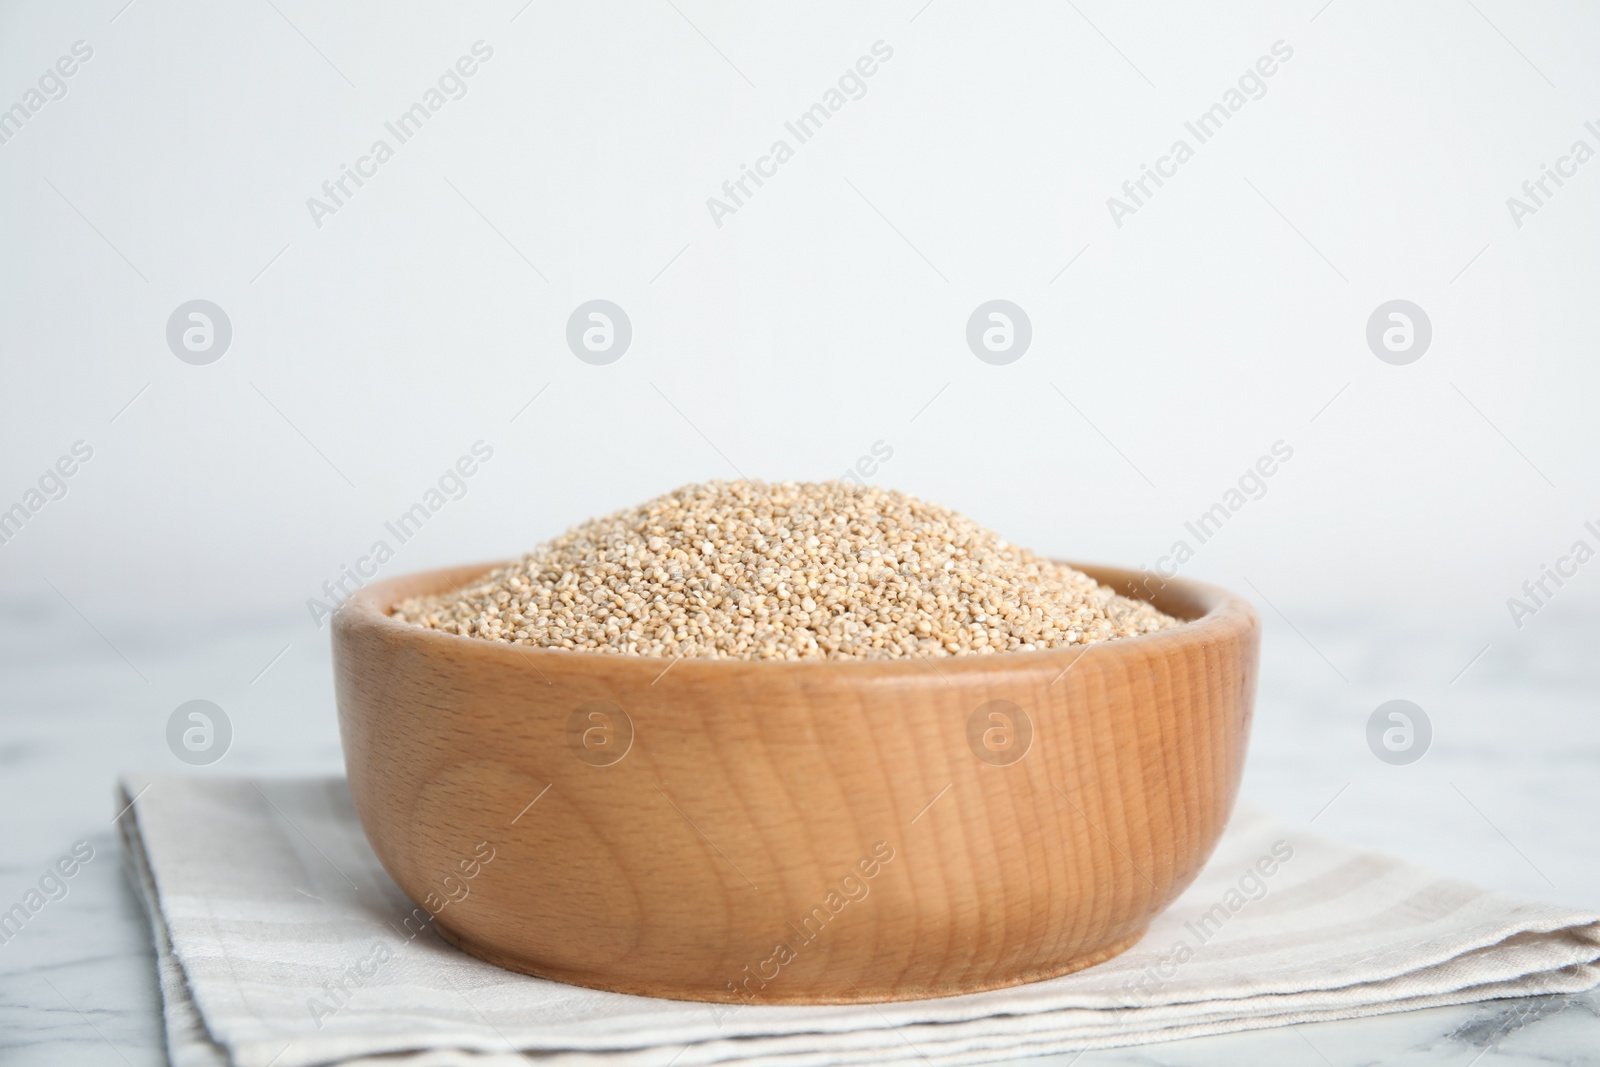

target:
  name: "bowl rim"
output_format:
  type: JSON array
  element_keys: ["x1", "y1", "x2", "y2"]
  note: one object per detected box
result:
[{"x1": 334, "y1": 560, "x2": 1257, "y2": 680}]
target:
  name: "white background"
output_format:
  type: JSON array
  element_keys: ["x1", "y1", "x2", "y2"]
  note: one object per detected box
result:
[
  {"x1": 3, "y1": 1, "x2": 1597, "y2": 624},
  {"x1": 2, "y1": 3, "x2": 1599, "y2": 1062}
]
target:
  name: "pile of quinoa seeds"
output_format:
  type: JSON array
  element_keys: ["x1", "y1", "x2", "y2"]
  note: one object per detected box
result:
[{"x1": 391, "y1": 481, "x2": 1182, "y2": 660}]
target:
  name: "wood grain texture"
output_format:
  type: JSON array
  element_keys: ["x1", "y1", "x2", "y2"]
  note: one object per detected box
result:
[{"x1": 332, "y1": 562, "x2": 1258, "y2": 1004}]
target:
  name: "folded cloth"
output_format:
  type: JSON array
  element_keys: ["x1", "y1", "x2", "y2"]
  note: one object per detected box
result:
[{"x1": 117, "y1": 775, "x2": 1600, "y2": 1067}]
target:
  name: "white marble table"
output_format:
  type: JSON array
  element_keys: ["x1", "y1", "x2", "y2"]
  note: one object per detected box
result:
[{"x1": 2, "y1": 599, "x2": 1596, "y2": 1066}]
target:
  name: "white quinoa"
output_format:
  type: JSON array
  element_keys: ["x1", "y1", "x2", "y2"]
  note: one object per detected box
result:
[{"x1": 390, "y1": 481, "x2": 1182, "y2": 660}]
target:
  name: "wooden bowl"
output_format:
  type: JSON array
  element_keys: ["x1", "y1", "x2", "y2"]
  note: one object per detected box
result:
[{"x1": 333, "y1": 562, "x2": 1258, "y2": 1004}]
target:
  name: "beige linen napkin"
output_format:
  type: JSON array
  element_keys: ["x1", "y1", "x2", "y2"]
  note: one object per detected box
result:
[{"x1": 117, "y1": 774, "x2": 1600, "y2": 1067}]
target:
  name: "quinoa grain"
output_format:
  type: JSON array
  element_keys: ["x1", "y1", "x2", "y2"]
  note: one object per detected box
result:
[{"x1": 390, "y1": 481, "x2": 1181, "y2": 659}]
